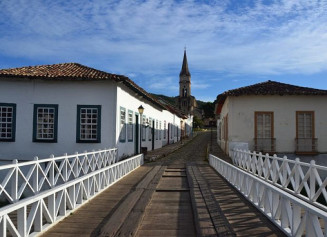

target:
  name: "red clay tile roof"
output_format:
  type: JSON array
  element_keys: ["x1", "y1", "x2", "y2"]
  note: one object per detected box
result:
[
  {"x1": 0, "y1": 63, "x2": 117, "y2": 80},
  {"x1": 217, "y1": 80, "x2": 327, "y2": 101},
  {"x1": 0, "y1": 62, "x2": 170, "y2": 111},
  {"x1": 216, "y1": 80, "x2": 327, "y2": 113}
]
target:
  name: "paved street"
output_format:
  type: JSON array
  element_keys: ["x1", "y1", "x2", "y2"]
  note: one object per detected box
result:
[{"x1": 43, "y1": 131, "x2": 285, "y2": 237}]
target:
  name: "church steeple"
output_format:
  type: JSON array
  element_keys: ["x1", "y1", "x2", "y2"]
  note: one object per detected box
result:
[
  {"x1": 180, "y1": 49, "x2": 191, "y2": 77},
  {"x1": 177, "y1": 49, "x2": 195, "y2": 115}
]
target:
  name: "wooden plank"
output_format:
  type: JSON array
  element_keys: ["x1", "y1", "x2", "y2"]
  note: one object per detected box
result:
[
  {"x1": 41, "y1": 165, "x2": 153, "y2": 237},
  {"x1": 135, "y1": 163, "x2": 197, "y2": 237},
  {"x1": 197, "y1": 164, "x2": 286, "y2": 237},
  {"x1": 114, "y1": 166, "x2": 167, "y2": 237},
  {"x1": 98, "y1": 165, "x2": 163, "y2": 237},
  {"x1": 187, "y1": 165, "x2": 217, "y2": 237},
  {"x1": 187, "y1": 164, "x2": 237, "y2": 236}
]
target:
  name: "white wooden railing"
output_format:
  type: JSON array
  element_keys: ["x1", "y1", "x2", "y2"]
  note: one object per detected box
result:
[
  {"x1": 0, "y1": 149, "x2": 118, "y2": 205},
  {"x1": 0, "y1": 153, "x2": 143, "y2": 237},
  {"x1": 209, "y1": 154, "x2": 327, "y2": 237},
  {"x1": 231, "y1": 149, "x2": 327, "y2": 211}
]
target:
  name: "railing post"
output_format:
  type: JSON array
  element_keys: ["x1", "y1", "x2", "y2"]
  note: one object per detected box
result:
[
  {"x1": 91, "y1": 150, "x2": 95, "y2": 171},
  {"x1": 34, "y1": 201, "x2": 42, "y2": 232},
  {"x1": 59, "y1": 190, "x2": 66, "y2": 216},
  {"x1": 294, "y1": 158, "x2": 300, "y2": 194},
  {"x1": 48, "y1": 194, "x2": 55, "y2": 223},
  {"x1": 265, "y1": 153, "x2": 270, "y2": 181},
  {"x1": 282, "y1": 156, "x2": 288, "y2": 187},
  {"x1": 251, "y1": 151, "x2": 256, "y2": 172},
  {"x1": 0, "y1": 216, "x2": 6, "y2": 237},
  {"x1": 63, "y1": 153, "x2": 68, "y2": 182},
  {"x1": 115, "y1": 149, "x2": 119, "y2": 163},
  {"x1": 83, "y1": 150, "x2": 88, "y2": 174},
  {"x1": 33, "y1": 156, "x2": 39, "y2": 194},
  {"x1": 74, "y1": 152, "x2": 79, "y2": 177},
  {"x1": 50, "y1": 155, "x2": 55, "y2": 187},
  {"x1": 309, "y1": 160, "x2": 316, "y2": 201},
  {"x1": 98, "y1": 149, "x2": 102, "y2": 168},
  {"x1": 11, "y1": 159, "x2": 18, "y2": 203},
  {"x1": 232, "y1": 149, "x2": 236, "y2": 165},
  {"x1": 17, "y1": 206, "x2": 27, "y2": 237},
  {"x1": 258, "y1": 152, "x2": 263, "y2": 177},
  {"x1": 272, "y1": 154, "x2": 278, "y2": 183}
]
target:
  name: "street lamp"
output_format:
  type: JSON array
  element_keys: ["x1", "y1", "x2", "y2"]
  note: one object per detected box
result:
[{"x1": 138, "y1": 105, "x2": 144, "y2": 154}]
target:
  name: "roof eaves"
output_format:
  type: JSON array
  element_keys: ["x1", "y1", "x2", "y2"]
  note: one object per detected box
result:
[{"x1": 116, "y1": 75, "x2": 166, "y2": 110}]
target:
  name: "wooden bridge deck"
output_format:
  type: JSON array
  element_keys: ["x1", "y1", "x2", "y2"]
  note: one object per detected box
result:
[{"x1": 42, "y1": 132, "x2": 286, "y2": 237}]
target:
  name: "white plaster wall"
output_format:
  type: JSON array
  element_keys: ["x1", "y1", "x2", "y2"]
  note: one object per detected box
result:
[
  {"x1": 226, "y1": 95, "x2": 327, "y2": 153},
  {"x1": 218, "y1": 97, "x2": 230, "y2": 153},
  {"x1": 116, "y1": 85, "x2": 181, "y2": 158},
  {"x1": 0, "y1": 79, "x2": 117, "y2": 160},
  {"x1": 184, "y1": 115, "x2": 193, "y2": 137}
]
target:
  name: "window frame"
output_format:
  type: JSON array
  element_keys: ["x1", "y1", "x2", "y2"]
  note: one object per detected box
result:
[
  {"x1": 148, "y1": 117, "x2": 152, "y2": 141},
  {"x1": 119, "y1": 107, "x2": 126, "y2": 143},
  {"x1": 159, "y1": 121, "x2": 162, "y2": 140},
  {"x1": 127, "y1": 110, "x2": 133, "y2": 142},
  {"x1": 254, "y1": 111, "x2": 274, "y2": 139},
  {"x1": 296, "y1": 111, "x2": 315, "y2": 139},
  {"x1": 163, "y1": 120, "x2": 166, "y2": 140},
  {"x1": 33, "y1": 104, "x2": 59, "y2": 143},
  {"x1": 142, "y1": 115, "x2": 146, "y2": 141},
  {"x1": 155, "y1": 120, "x2": 159, "y2": 140},
  {"x1": 0, "y1": 103, "x2": 16, "y2": 142},
  {"x1": 76, "y1": 105, "x2": 101, "y2": 143}
]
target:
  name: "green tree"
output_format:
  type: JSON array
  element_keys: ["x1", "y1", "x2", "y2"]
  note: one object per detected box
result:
[
  {"x1": 202, "y1": 102, "x2": 215, "y2": 118},
  {"x1": 193, "y1": 116, "x2": 204, "y2": 128}
]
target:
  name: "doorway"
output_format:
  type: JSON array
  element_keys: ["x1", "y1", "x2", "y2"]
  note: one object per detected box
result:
[{"x1": 135, "y1": 114, "x2": 139, "y2": 154}]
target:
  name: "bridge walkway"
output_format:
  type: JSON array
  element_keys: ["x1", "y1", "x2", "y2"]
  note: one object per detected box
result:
[{"x1": 42, "y1": 132, "x2": 286, "y2": 237}]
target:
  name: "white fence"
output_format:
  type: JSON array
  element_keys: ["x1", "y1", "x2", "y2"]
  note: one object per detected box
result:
[
  {"x1": 231, "y1": 149, "x2": 327, "y2": 211},
  {"x1": 209, "y1": 154, "x2": 327, "y2": 237},
  {"x1": 0, "y1": 148, "x2": 118, "y2": 204},
  {"x1": 0, "y1": 152, "x2": 143, "y2": 237}
]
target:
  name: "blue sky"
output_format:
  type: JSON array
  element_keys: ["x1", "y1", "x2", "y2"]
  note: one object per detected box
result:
[{"x1": 1, "y1": 0, "x2": 327, "y2": 102}]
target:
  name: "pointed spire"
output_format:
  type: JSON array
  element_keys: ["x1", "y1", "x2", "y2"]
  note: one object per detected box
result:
[{"x1": 180, "y1": 49, "x2": 191, "y2": 77}]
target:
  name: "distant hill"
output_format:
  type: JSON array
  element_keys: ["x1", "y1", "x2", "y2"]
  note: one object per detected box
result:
[
  {"x1": 151, "y1": 93, "x2": 214, "y2": 118},
  {"x1": 150, "y1": 94, "x2": 177, "y2": 107}
]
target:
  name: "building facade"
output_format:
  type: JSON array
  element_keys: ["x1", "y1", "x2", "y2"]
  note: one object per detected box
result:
[
  {"x1": 0, "y1": 63, "x2": 191, "y2": 161},
  {"x1": 215, "y1": 81, "x2": 327, "y2": 155}
]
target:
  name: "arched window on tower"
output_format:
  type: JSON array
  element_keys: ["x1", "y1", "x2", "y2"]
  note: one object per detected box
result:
[{"x1": 183, "y1": 87, "x2": 187, "y2": 97}]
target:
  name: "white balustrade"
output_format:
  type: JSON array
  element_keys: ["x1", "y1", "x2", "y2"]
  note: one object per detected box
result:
[
  {"x1": 0, "y1": 148, "x2": 118, "y2": 204},
  {"x1": 0, "y1": 153, "x2": 143, "y2": 237},
  {"x1": 231, "y1": 149, "x2": 327, "y2": 212},
  {"x1": 209, "y1": 154, "x2": 327, "y2": 237}
]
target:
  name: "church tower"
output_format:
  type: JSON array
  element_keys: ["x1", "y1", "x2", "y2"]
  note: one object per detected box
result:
[{"x1": 178, "y1": 49, "x2": 195, "y2": 115}]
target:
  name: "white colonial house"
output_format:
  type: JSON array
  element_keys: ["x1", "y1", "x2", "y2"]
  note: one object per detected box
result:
[
  {"x1": 215, "y1": 80, "x2": 327, "y2": 155},
  {"x1": 0, "y1": 63, "x2": 192, "y2": 161}
]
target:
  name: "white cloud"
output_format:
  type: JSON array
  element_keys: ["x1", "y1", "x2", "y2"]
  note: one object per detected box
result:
[
  {"x1": 192, "y1": 82, "x2": 210, "y2": 89},
  {"x1": 147, "y1": 76, "x2": 179, "y2": 92},
  {"x1": 1, "y1": 0, "x2": 327, "y2": 78}
]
